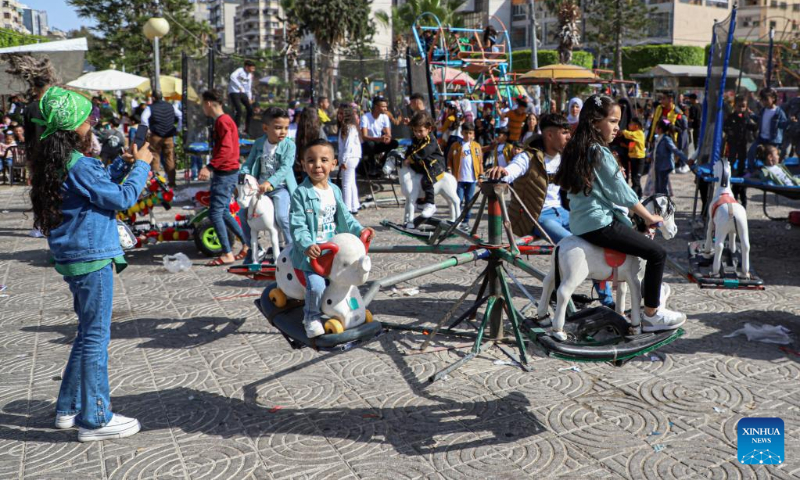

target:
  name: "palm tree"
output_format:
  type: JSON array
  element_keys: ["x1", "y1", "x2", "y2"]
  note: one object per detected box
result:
[
  {"x1": 376, "y1": 0, "x2": 467, "y2": 55},
  {"x1": 555, "y1": 0, "x2": 582, "y2": 64}
]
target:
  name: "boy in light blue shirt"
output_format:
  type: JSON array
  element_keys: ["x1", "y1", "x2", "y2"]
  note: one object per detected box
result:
[{"x1": 240, "y1": 107, "x2": 297, "y2": 262}]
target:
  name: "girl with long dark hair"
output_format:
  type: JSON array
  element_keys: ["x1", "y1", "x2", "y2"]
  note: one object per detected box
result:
[
  {"x1": 30, "y1": 87, "x2": 153, "y2": 442},
  {"x1": 337, "y1": 103, "x2": 362, "y2": 214},
  {"x1": 554, "y1": 94, "x2": 685, "y2": 333},
  {"x1": 293, "y1": 106, "x2": 326, "y2": 180}
]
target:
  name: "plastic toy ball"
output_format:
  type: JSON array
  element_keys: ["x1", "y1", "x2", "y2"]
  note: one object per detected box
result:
[{"x1": 172, "y1": 231, "x2": 180, "y2": 241}]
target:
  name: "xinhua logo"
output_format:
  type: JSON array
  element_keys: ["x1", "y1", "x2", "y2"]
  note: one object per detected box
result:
[{"x1": 737, "y1": 417, "x2": 784, "y2": 465}]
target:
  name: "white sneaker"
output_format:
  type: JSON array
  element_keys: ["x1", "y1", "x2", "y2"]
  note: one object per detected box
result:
[
  {"x1": 55, "y1": 413, "x2": 77, "y2": 429},
  {"x1": 405, "y1": 222, "x2": 416, "y2": 229},
  {"x1": 303, "y1": 319, "x2": 325, "y2": 338},
  {"x1": 421, "y1": 203, "x2": 436, "y2": 218},
  {"x1": 77, "y1": 414, "x2": 140, "y2": 442},
  {"x1": 641, "y1": 307, "x2": 686, "y2": 332},
  {"x1": 676, "y1": 165, "x2": 691, "y2": 174}
]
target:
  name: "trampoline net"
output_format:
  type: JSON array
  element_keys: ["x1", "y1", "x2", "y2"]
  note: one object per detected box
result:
[
  {"x1": 696, "y1": 10, "x2": 735, "y2": 165},
  {"x1": 183, "y1": 53, "x2": 211, "y2": 147}
]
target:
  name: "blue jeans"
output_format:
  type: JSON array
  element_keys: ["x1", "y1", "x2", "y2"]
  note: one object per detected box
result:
[
  {"x1": 535, "y1": 206, "x2": 571, "y2": 243},
  {"x1": 456, "y1": 181, "x2": 477, "y2": 221},
  {"x1": 209, "y1": 172, "x2": 245, "y2": 255},
  {"x1": 655, "y1": 169, "x2": 670, "y2": 195},
  {"x1": 190, "y1": 155, "x2": 204, "y2": 179},
  {"x1": 303, "y1": 270, "x2": 326, "y2": 322},
  {"x1": 240, "y1": 186, "x2": 292, "y2": 263},
  {"x1": 56, "y1": 264, "x2": 114, "y2": 429}
]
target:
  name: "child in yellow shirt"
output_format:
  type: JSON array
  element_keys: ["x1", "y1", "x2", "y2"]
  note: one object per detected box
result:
[{"x1": 621, "y1": 117, "x2": 646, "y2": 198}]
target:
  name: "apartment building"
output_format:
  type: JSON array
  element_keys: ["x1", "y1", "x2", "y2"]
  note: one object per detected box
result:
[
  {"x1": 736, "y1": 0, "x2": 800, "y2": 41},
  {"x1": 22, "y1": 7, "x2": 47, "y2": 36},
  {"x1": 458, "y1": 0, "x2": 734, "y2": 52},
  {"x1": 1, "y1": 0, "x2": 29, "y2": 34},
  {"x1": 209, "y1": 0, "x2": 240, "y2": 54},
  {"x1": 234, "y1": 0, "x2": 284, "y2": 56}
]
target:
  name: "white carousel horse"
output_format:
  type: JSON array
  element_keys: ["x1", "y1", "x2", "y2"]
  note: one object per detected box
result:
[
  {"x1": 537, "y1": 195, "x2": 678, "y2": 341},
  {"x1": 382, "y1": 154, "x2": 461, "y2": 225},
  {"x1": 236, "y1": 174, "x2": 280, "y2": 262},
  {"x1": 269, "y1": 232, "x2": 373, "y2": 334},
  {"x1": 701, "y1": 158, "x2": 751, "y2": 278}
]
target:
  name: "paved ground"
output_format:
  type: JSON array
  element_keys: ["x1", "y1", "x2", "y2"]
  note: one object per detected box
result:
[{"x1": 0, "y1": 171, "x2": 798, "y2": 479}]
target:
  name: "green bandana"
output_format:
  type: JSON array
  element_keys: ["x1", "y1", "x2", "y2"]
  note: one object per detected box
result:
[{"x1": 36, "y1": 86, "x2": 92, "y2": 140}]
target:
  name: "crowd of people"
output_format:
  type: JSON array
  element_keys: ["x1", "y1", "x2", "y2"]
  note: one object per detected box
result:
[{"x1": 12, "y1": 51, "x2": 799, "y2": 443}]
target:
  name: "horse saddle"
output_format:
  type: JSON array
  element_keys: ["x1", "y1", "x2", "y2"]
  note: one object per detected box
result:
[
  {"x1": 711, "y1": 193, "x2": 737, "y2": 219},
  {"x1": 603, "y1": 249, "x2": 627, "y2": 283}
]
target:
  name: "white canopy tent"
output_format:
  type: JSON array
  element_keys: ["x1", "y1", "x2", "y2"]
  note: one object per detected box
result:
[
  {"x1": 0, "y1": 37, "x2": 88, "y2": 95},
  {"x1": 67, "y1": 69, "x2": 148, "y2": 91}
]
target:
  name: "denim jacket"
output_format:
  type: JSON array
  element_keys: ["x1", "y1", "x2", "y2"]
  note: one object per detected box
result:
[
  {"x1": 289, "y1": 178, "x2": 364, "y2": 272},
  {"x1": 48, "y1": 154, "x2": 150, "y2": 264},
  {"x1": 752, "y1": 106, "x2": 789, "y2": 145},
  {"x1": 240, "y1": 136, "x2": 297, "y2": 194},
  {"x1": 654, "y1": 134, "x2": 688, "y2": 172}
]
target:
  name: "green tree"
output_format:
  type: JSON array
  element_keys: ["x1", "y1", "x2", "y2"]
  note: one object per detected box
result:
[
  {"x1": 376, "y1": 0, "x2": 467, "y2": 54},
  {"x1": 68, "y1": 0, "x2": 212, "y2": 78},
  {"x1": 584, "y1": 0, "x2": 653, "y2": 80},
  {"x1": 283, "y1": 0, "x2": 375, "y2": 99}
]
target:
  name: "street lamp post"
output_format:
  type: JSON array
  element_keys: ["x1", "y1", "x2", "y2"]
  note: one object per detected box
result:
[{"x1": 143, "y1": 2, "x2": 170, "y2": 94}]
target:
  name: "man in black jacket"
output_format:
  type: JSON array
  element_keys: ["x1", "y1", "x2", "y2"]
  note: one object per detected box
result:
[{"x1": 144, "y1": 91, "x2": 178, "y2": 186}]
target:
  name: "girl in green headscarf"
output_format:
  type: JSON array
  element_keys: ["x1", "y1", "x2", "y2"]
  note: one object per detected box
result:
[{"x1": 29, "y1": 86, "x2": 155, "y2": 442}]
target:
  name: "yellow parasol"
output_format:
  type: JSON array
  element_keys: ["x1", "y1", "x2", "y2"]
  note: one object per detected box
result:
[
  {"x1": 515, "y1": 64, "x2": 598, "y2": 84},
  {"x1": 136, "y1": 76, "x2": 198, "y2": 102}
]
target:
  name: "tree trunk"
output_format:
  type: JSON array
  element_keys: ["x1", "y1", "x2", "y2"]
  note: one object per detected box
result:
[{"x1": 615, "y1": 0, "x2": 627, "y2": 97}]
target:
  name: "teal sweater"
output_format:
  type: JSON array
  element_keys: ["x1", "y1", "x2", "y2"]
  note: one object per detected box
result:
[
  {"x1": 567, "y1": 146, "x2": 640, "y2": 235},
  {"x1": 240, "y1": 136, "x2": 297, "y2": 194},
  {"x1": 289, "y1": 178, "x2": 364, "y2": 272}
]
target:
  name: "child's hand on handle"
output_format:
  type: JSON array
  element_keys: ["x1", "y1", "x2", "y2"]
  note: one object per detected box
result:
[
  {"x1": 305, "y1": 244, "x2": 321, "y2": 259},
  {"x1": 131, "y1": 142, "x2": 153, "y2": 165},
  {"x1": 259, "y1": 181, "x2": 273, "y2": 194},
  {"x1": 648, "y1": 214, "x2": 664, "y2": 227},
  {"x1": 362, "y1": 227, "x2": 375, "y2": 243}
]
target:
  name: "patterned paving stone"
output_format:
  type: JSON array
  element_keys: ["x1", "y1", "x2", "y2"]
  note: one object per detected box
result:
[{"x1": 1, "y1": 172, "x2": 799, "y2": 478}]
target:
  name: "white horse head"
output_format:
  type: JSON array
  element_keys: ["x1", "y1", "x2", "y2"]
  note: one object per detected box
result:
[
  {"x1": 236, "y1": 174, "x2": 260, "y2": 209},
  {"x1": 641, "y1": 194, "x2": 678, "y2": 240},
  {"x1": 712, "y1": 159, "x2": 734, "y2": 197}
]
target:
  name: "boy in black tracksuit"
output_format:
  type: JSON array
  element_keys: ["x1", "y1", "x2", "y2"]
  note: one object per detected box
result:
[
  {"x1": 724, "y1": 96, "x2": 757, "y2": 206},
  {"x1": 405, "y1": 111, "x2": 446, "y2": 219}
]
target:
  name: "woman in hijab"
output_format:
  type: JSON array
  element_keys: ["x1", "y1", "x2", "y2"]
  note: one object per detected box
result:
[{"x1": 566, "y1": 97, "x2": 583, "y2": 131}]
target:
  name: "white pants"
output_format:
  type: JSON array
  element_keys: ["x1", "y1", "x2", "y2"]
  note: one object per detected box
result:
[{"x1": 341, "y1": 156, "x2": 360, "y2": 212}]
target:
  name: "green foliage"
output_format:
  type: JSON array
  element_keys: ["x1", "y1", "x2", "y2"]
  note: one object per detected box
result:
[
  {"x1": 67, "y1": 0, "x2": 212, "y2": 76},
  {"x1": 377, "y1": 0, "x2": 467, "y2": 33},
  {"x1": 0, "y1": 29, "x2": 49, "y2": 48},
  {"x1": 511, "y1": 50, "x2": 594, "y2": 72},
  {"x1": 584, "y1": 0, "x2": 654, "y2": 78},
  {"x1": 286, "y1": 0, "x2": 374, "y2": 52},
  {"x1": 621, "y1": 45, "x2": 706, "y2": 77}
]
